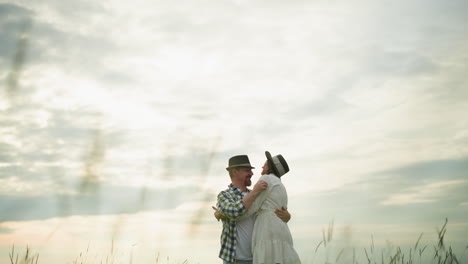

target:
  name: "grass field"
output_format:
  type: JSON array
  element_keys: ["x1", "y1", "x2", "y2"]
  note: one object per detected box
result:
[{"x1": 7, "y1": 219, "x2": 466, "y2": 264}]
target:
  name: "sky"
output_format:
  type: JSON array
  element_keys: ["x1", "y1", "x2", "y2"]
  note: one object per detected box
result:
[{"x1": 1, "y1": 0, "x2": 468, "y2": 263}]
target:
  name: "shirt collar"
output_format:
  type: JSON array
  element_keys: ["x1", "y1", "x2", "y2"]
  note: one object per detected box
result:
[{"x1": 228, "y1": 183, "x2": 250, "y2": 194}]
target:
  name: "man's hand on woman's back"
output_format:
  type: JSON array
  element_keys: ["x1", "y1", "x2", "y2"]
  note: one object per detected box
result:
[{"x1": 275, "y1": 207, "x2": 291, "y2": 223}]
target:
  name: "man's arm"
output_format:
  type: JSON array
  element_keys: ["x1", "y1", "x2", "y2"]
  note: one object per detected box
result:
[
  {"x1": 216, "y1": 191, "x2": 246, "y2": 220},
  {"x1": 215, "y1": 204, "x2": 291, "y2": 222},
  {"x1": 275, "y1": 207, "x2": 291, "y2": 223},
  {"x1": 214, "y1": 180, "x2": 268, "y2": 221},
  {"x1": 212, "y1": 206, "x2": 225, "y2": 221}
]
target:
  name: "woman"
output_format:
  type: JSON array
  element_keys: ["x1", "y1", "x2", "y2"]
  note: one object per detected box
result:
[
  {"x1": 247, "y1": 151, "x2": 301, "y2": 264},
  {"x1": 216, "y1": 151, "x2": 301, "y2": 264}
]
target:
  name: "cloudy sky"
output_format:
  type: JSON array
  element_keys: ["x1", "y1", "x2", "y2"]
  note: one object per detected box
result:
[{"x1": 1, "y1": 0, "x2": 468, "y2": 263}]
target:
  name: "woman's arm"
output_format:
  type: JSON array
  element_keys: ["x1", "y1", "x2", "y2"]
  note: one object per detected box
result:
[{"x1": 237, "y1": 175, "x2": 274, "y2": 220}]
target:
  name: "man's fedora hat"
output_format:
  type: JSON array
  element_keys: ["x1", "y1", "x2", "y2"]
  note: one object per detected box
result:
[
  {"x1": 226, "y1": 155, "x2": 255, "y2": 171},
  {"x1": 265, "y1": 151, "x2": 289, "y2": 177}
]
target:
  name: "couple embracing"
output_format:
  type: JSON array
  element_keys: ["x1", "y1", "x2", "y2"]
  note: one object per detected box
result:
[{"x1": 213, "y1": 151, "x2": 301, "y2": 264}]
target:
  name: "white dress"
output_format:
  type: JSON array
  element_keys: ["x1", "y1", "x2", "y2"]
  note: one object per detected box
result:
[{"x1": 242, "y1": 173, "x2": 301, "y2": 264}]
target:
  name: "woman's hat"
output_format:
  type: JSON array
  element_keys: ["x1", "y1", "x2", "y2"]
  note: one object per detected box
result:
[
  {"x1": 265, "y1": 151, "x2": 289, "y2": 177},
  {"x1": 226, "y1": 155, "x2": 255, "y2": 171}
]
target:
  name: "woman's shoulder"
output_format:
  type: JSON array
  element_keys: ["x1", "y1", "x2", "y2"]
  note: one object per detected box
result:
[{"x1": 260, "y1": 173, "x2": 281, "y2": 184}]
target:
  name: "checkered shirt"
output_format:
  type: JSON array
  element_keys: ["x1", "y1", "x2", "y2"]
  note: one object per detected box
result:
[{"x1": 216, "y1": 184, "x2": 249, "y2": 262}]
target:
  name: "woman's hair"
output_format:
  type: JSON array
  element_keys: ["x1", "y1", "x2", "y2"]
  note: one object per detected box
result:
[{"x1": 266, "y1": 160, "x2": 275, "y2": 175}]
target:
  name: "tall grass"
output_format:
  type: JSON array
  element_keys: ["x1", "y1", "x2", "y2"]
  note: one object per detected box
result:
[
  {"x1": 9, "y1": 245, "x2": 39, "y2": 264},
  {"x1": 8, "y1": 243, "x2": 191, "y2": 264},
  {"x1": 311, "y1": 218, "x2": 466, "y2": 264},
  {"x1": 7, "y1": 219, "x2": 467, "y2": 264}
]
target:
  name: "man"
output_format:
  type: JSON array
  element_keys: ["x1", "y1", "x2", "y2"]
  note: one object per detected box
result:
[{"x1": 214, "y1": 155, "x2": 290, "y2": 264}]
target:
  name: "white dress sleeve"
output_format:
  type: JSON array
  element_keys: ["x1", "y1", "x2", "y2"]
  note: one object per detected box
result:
[{"x1": 238, "y1": 174, "x2": 278, "y2": 220}]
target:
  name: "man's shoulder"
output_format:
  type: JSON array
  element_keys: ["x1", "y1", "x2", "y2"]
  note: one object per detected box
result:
[
  {"x1": 218, "y1": 188, "x2": 233, "y2": 196},
  {"x1": 218, "y1": 186, "x2": 235, "y2": 196}
]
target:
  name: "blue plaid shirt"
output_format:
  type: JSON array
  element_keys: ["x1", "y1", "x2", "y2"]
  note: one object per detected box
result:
[{"x1": 216, "y1": 184, "x2": 249, "y2": 262}]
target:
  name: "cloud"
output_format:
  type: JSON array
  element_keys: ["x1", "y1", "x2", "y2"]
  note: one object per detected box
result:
[
  {"x1": 0, "y1": 182, "x2": 211, "y2": 223},
  {"x1": 0, "y1": 176, "x2": 64, "y2": 196},
  {"x1": 0, "y1": 226, "x2": 13, "y2": 234},
  {"x1": 0, "y1": 102, "x2": 129, "y2": 177},
  {"x1": 363, "y1": 50, "x2": 438, "y2": 77},
  {"x1": 0, "y1": 3, "x2": 34, "y2": 61},
  {"x1": 363, "y1": 158, "x2": 468, "y2": 209},
  {"x1": 0, "y1": 143, "x2": 15, "y2": 163},
  {"x1": 287, "y1": 157, "x2": 468, "y2": 227},
  {"x1": 0, "y1": 3, "x2": 67, "y2": 67},
  {"x1": 0, "y1": 2, "x2": 121, "y2": 93},
  {"x1": 381, "y1": 179, "x2": 467, "y2": 205},
  {"x1": 361, "y1": 0, "x2": 468, "y2": 45},
  {"x1": 290, "y1": 93, "x2": 354, "y2": 120},
  {"x1": 376, "y1": 158, "x2": 468, "y2": 183}
]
